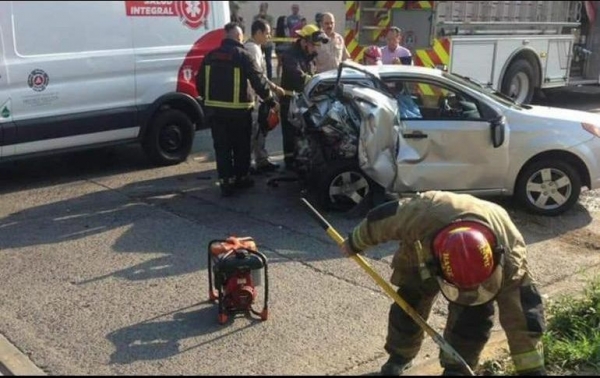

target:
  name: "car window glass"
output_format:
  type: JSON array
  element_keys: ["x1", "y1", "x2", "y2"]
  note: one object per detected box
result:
[
  {"x1": 310, "y1": 79, "x2": 374, "y2": 98},
  {"x1": 385, "y1": 79, "x2": 482, "y2": 121}
]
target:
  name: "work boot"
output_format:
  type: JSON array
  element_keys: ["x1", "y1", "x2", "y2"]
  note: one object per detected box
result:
[
  {"x1": 380, "y1": 355, "x2": 413, "y2": 376},
  {"x1": 234, "y1": 175, "x2": 255, "y2": 189},
  {"x1": 257, "y1": 161, "x2": 279, "y2": 173},
  {"x1": 219, "y1": 179, "x2": 234, "y2": 197}
]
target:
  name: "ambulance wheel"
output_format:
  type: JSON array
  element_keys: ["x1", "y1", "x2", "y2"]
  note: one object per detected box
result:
[{"x1": 143, "y1": 109, "x2": 195, "y2": 166}]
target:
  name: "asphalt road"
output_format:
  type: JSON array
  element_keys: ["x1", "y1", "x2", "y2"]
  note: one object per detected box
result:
[{"x1": 0, "y1": 87, "x2": 599, "y2": 375}]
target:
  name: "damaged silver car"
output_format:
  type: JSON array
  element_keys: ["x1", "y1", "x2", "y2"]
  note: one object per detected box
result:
[{"x1": 288, "y1": 61, "x2": 600, "y2": 216}]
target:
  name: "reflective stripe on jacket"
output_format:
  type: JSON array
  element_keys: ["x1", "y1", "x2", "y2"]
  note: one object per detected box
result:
[{"x1": 197, "y1": 38, "x2": 273, "y2": 112}]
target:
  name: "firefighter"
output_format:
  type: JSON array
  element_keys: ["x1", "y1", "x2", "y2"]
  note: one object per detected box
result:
[
  {"x1": 340, "y1": 191, "x2": 546, "y2": 376},
  {"x1": 279, "y1": 24, "x2": 329, "y2": 171},
  {"x1": 362, "y1": 45, "x2": 383, "y2": 66},
  {"x1": 197, "y1": 22, "x2": 279, "y2": 197}
]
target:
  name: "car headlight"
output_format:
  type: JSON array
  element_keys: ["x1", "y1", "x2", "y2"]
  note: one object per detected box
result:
[{"x1": 582, "y1": 122, "x2": 600, "y2": 138}]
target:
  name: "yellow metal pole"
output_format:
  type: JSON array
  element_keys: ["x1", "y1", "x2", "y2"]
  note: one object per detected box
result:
[{"x1": 300, "y1": 198, "x2": 475, "y2": 376}]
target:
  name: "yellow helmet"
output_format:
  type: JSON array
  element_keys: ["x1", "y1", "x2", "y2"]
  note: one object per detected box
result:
[{"x1": 296, "y1": 24, "x2": 329, "y2": 45}]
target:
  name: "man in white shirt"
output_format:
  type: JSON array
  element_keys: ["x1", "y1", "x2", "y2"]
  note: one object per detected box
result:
[
  {"x1": 244, "y1": 19, "x2": 285, "y2": 173},
  {"x1": 313, "y1": 12, "x2": 350, "y2": 74}
]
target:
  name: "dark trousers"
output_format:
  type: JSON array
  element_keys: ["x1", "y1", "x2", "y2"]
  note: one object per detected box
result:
[
  {"x1": 280, "y1": 99, "x2": 296, "y2": 168},
  {"x1": 386, "y1": 272, "x2": 545, "y2": 375},
  {"x1": 385, "y1": 282, "x2": 495, "y2": 373},
  {"x1": 210, "y1": 110, "x2": 253, "y2": 181},
  {"x1": 263, "y1": 45, "x2": 274, "y2": 80}
]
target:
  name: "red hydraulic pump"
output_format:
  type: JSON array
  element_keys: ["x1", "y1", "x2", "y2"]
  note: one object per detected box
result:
[{"x1": 208, "y1": 236, "x2": 269, "y2": 325}]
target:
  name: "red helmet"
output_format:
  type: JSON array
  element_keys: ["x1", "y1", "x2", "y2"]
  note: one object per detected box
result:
[
  {"x1": 364, "y1": 45, "x2": 382, "y2": 60},
  {"x1": 258, "y1": 102, "x2": 280, "y2": 132},
  {"x1": 432, "y1": 220, "x2": 504, "y2": 306},
  {"x1": 266, "y1": 108, "x2": 280, "y2": 131}
]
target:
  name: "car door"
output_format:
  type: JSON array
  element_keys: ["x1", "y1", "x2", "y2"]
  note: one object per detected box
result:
[{"x1": 387, "y1": 77, "x2": 509, "y2": 192}]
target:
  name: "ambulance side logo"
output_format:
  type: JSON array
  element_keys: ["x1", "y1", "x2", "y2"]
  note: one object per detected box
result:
[
  {"x1": 175, "y1": 1, "x2": 209, "y2": 29},
  {"x1": 125, "y1": 1, "x2": 209, "y2": 29},
  {"x1": 28, "y1": 69, "x2": 49, "y2": 92}
]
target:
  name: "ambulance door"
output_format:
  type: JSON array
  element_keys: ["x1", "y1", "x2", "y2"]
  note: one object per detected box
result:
[{"x1": 0, "y1": 10, "x2": 15, "y2": 158}]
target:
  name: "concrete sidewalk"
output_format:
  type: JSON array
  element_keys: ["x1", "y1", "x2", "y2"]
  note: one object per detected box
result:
[{"x1": 0, "y1": 334, "x2": 45, "y2": 376}]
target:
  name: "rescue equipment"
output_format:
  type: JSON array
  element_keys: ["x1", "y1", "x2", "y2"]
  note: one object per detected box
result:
[{"x1": 208, "y1": 236, "x2": 269, "y2": 325}]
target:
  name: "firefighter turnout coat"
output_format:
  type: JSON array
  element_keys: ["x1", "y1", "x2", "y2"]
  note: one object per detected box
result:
[
  {"x1": 347, "y1": 190, "x2": 546, "y2": 375},
  {"x1": 197, "y1": 38, "x2": 275, "y2": 115}
]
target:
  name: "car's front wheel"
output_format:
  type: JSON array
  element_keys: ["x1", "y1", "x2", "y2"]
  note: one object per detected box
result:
[
  {"x1": 316, "y1": 159, "x2": 374, "y2": 212},
  {"x1": 515, "y1": 160, "x2": 582, "y2": 216}
]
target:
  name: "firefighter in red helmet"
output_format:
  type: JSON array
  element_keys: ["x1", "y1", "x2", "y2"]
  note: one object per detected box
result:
[{"x1": 340, "y1": 191, "x2": 546, "y2": 376}]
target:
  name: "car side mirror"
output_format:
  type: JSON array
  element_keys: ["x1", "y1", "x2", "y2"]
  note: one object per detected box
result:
[{"x1": 490, "y1": 115, "x2": 506, "y2": 148}]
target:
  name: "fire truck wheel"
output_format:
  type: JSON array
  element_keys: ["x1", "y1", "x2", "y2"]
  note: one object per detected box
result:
[
  {"x1": 501, "y1": 59, "x2": 535, "y2": 105},
  {"x1": 142, "y1": 109, "x2": 195, "y2": 166}
]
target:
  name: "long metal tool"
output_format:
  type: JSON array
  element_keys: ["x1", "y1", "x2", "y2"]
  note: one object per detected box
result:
[{"x1": 300, "y1": 198, "x2": 475, "y2": 376}]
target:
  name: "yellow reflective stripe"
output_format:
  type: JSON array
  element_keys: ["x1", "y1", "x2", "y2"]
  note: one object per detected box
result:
[
  {"x1": 416, "y1": 49, "x2": 435, "y2": 68},
  {"x1": 233, "y1": 67, "x2": 240, "y2": 105},
  {"x1": 270, "y1": 37, "x2": 296, "y2": 43},
  {"x1": 351, "y1": 227, "x2": 370, "y2": 251},
  {"x1": 418, "y1": 83, "x2": 434, "y2": 96},
  {"x1": 204, "y1": 65, "x2": 211, "y2": 101},
  {"x1": 512, "y1": 348, "x2": 544, "y2": 372},
  {"x1": 433, "y1": 39, "x2": 450, "y2": 65},
  {"x1": 303, "y1": 73, "x2": 313, "y2": 85},
  {"x1": 204, "y1": 66, "x2": 253, "y2": 109},
  {"x1": 204, "y1": 100, "x2": 254, "y2": 109}
]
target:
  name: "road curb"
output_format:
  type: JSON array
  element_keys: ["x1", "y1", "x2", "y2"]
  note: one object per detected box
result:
[{"x1": 0, "y1": 334, "x2": 45, "y2": 376}]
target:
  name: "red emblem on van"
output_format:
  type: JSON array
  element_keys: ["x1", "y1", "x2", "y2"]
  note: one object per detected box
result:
[
  {"x1": 125, "y1": 1, "x2": 209, "y2": 29},
  {"x1": 175, "y1": 1, "x2": 209, "y2": 29},
  {"x1": 28, "y1": 69, "x2": 49, "y2": 92}
]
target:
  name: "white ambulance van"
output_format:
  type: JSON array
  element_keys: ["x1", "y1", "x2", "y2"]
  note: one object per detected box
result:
[{"x1": 0, "y1": 1, "x2": 228, "y2": 166}]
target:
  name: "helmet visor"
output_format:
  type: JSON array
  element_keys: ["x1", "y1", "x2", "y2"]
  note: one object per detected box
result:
[{"x1": 437, "y1": 262, "x2": 503, "y2": 306}]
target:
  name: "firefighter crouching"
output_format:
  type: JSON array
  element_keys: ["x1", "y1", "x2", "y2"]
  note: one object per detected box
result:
[
  {"x1": 197, "y1": 22, "x2": 279, "y2": 197},
  {"x1": 340, "y1": 191, "x2": 546, "y2": 376},
  {"x1": 279, "y1": 24, "x2": 329, "y2": 171}
]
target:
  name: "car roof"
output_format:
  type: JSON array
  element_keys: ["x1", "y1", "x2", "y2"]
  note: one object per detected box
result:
[
  {"x1": 313, "y1": 64, "x2": 443, "y2": 80},
  {"x1": 305, "y1": 64, "x2": 444, "y2": 95}
]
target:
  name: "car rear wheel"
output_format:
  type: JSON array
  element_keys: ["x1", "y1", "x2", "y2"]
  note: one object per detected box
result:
[
  {"x1": 515, "y1": 160, "x2": 581, "y2": 216},
  {"x1": 317, "y1": 159, "x2": 374, "y2": 212},
  {"x1": 143, "y1": 109, "x2": 195, "y2": 166}
]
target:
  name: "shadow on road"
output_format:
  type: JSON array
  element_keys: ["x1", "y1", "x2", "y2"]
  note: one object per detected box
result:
[
  {"x1": 0, "y1": 140, "x2": 595, "y2": 285},
  {"x1": 106, "y1": 302, "x2": 261, "y2": 364},
  {"x1": 0, "y1": 145, "x2": 158, "y2": 195}
]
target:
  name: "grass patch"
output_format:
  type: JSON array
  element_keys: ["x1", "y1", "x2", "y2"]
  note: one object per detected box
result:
[
  {"x1": 480, "y1": 277, "x2": 600, "y2": 375},
  {"x1": 542, "y1": 278, "x2": 600, "y2": 374}
]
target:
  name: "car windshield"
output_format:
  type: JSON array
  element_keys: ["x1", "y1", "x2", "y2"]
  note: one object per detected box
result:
[{"x1": 441, "y1": 72, "x2": 525, "y2": 110}]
